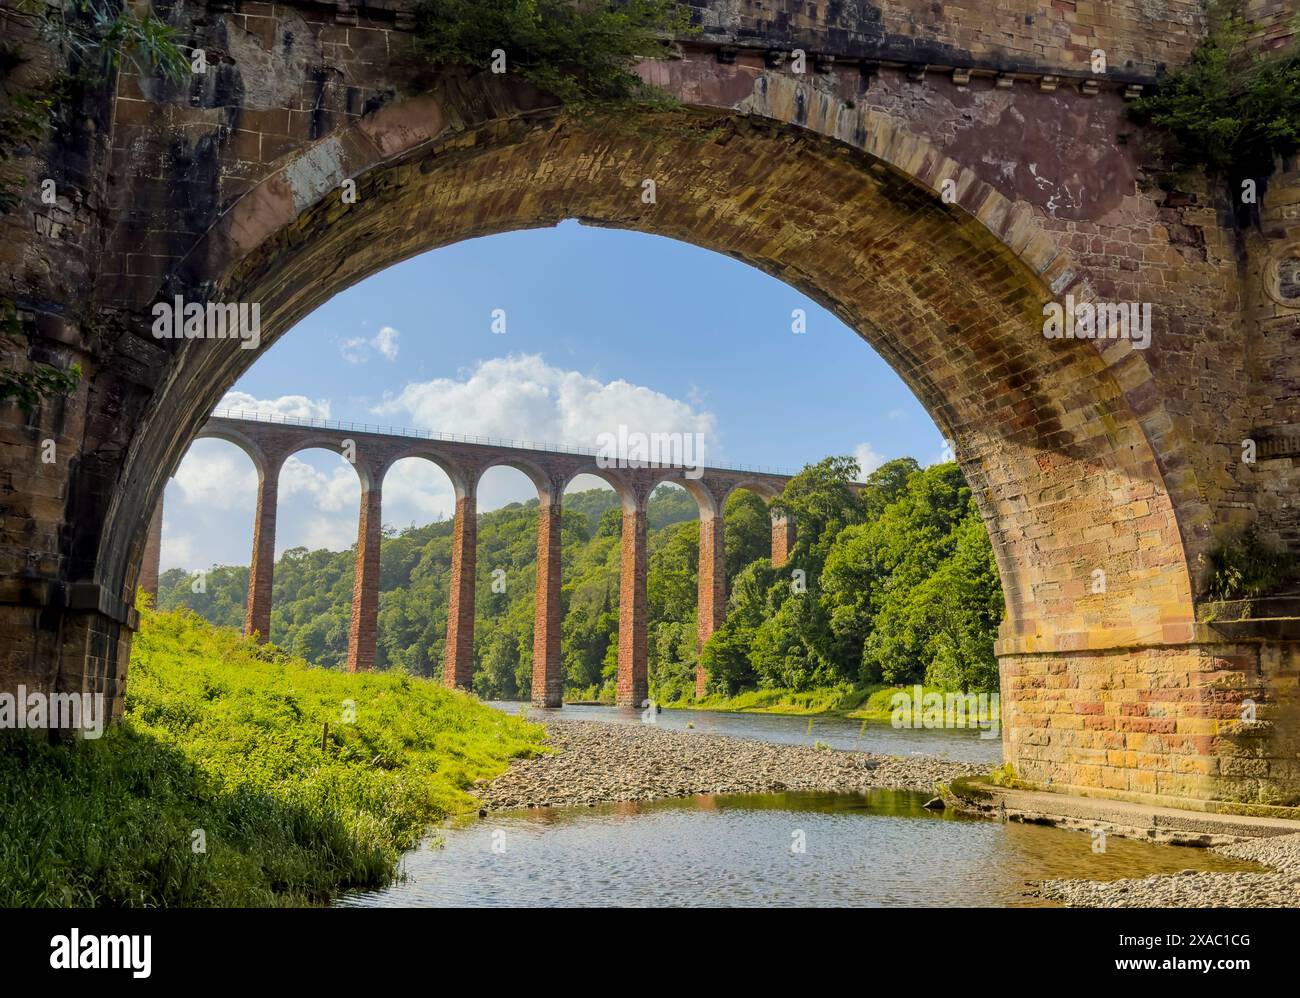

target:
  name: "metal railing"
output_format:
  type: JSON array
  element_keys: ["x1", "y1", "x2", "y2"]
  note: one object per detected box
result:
[{"x1": 208, "y1": 407, "x2": 798, "y2": 477}]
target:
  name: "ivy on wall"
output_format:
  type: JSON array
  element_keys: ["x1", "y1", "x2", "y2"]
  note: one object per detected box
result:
[
  {"x1": 1128, "y1": 0, "x2": 1300, "y2": 186},
  {"x1": 411, "y1": 0, "x2": 694, "y2": 107}
]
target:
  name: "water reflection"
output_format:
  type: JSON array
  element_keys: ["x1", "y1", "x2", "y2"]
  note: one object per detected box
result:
[{"x1": 340, "y1": 790, "x2": 1259, "y2": 908}]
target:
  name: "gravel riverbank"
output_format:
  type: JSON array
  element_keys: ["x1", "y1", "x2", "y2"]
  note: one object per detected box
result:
[
  {"x1": 478, "y1": 717, "x2": 985, "y2": 809},
  {"x1": 1034, "y1": 832, "x2": 1300, "y2": 907}
]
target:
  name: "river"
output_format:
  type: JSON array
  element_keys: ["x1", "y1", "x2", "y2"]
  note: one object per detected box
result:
[{"x1": 338, "y1": 705, "x2": 1257, "y2": 907}]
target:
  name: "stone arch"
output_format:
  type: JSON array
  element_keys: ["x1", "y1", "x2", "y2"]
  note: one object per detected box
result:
[
  {"x1": 560, "y1": 466, "x2": 638, "y2": 513},
  {"x1": 282, "y1": 437, "x2": 377, "y2": 491},
  {"x1": 379, "y1": 446, "x2": 471, "y2": 501},
  {"x1": 646, "y1": 472, "x2": 719, "y2": 521},
  {"x1": 721, "y1": 479, "x2": 784, "y2": 505},
  {"x1": 193, "y1": 425, "x2": 276, "y2": 479},
  {"x1": 476, "y1": 455, "x2": 556, "y2": 505},
  {"x1": 100, "y1": 70, "x2": 1205, "y2": 685}
]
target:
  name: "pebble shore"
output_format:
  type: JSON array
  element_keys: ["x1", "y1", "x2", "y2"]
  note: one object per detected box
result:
[
  {"x1": 1034, "y1": 832, "x2": 1300, "y2": 908},
  {"x1": 478, "y1": 717, "x2": 984, "y2": 809},
  {"x1": 479, "y1": 717, "x2": 1300, "y2": 907}
]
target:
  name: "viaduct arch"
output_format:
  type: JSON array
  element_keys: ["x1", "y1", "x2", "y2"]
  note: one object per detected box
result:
[
  {"x1": 175, "y1": 411, "x2": 792, "y2": 705},
  {"x1": 3, "y1": 1, "x2": 1299, "y2": 813}
]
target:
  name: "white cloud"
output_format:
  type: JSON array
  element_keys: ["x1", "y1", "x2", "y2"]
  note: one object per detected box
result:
[
  {"x1": 852, "y1": 442, "x2": 885, "y2": 482},
  {"x1": 293, "y1": 513, "x2": 359, "y2": 553},
  {"x1": 372, "y1": 353, "x2": 719, "y2": 457},
  {"x1": 340, "y1": 337, "x2": 368, "y2": 365},
  {"x1": 339, "y1": 325, "x2": 401, "y2": 364},
  {"x1": 382, "y1": 459, "x2": 455, "y2": 530},
  {"x1": 217, "y1": 390, "x2": 331, "y2": 420},
  {"x1": 173, "y1": 439, "x2": 259, "y2": 509},
  {"x1": 160, "y1": 530, "x2": 193, "y2": 571},
  {"x1": 278, "y1": 455, "x2": 361, "y2": 514},
  {"x1": 374, "y1": 325, "x2": 400, "y2": 361}
]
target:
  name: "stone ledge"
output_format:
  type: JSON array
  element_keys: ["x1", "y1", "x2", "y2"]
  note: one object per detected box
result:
[
  {"x1": 948, "y1": 775, "x2": 1300, "y2": 841},
  {"x1": 1201, "y1": 596, "x2": 1300, "y2": 642},
  {"x1": 0, "y1": 580, "x2": 138, "y2": 630}
]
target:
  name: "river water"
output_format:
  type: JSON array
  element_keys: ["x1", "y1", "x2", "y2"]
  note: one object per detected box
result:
[
  {"x1": 491, "y1": 701, "x2": 1005, "y2": 764},
  {"x1": 339, "y1": 705, "x2": 1257, "y2": 908}
]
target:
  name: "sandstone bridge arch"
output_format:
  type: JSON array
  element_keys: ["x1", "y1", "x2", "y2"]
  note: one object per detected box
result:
[{"x1": 4, "y1": 1, "x2": 1299, "y2": 813}]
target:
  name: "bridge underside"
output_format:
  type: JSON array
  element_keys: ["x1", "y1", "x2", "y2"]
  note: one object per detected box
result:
[{"x1": 2, "y1": 1, "x2": 1299, "y2": 815}]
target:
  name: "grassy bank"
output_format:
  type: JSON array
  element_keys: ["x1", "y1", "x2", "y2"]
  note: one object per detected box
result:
[
  {"x1": 0, "y1": 605, "x2": 546, "y2": 907},
  {"x1": 671, "y1": 683, "x2": 999, "y2": 724}
]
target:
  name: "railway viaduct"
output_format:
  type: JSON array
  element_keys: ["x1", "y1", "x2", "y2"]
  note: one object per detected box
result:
[
  {"x1": 148, "y1": 411, "x2": 792, "y2": 707},
  {"x1": 2, "y1": 0, "x2": 1299, "y2": 813}
]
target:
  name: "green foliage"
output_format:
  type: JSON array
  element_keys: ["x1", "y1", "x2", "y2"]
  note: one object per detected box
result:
[
  {"x1": 1, "y1": 2, "x2": 186, "y2": 213},
  {"x1": 703, "y1": 459, "x2": 1004, "y2": 699},
  {"x1": 722, "y1": 487, "x2": 772, "y2": 584},
  {"x1": 166, "y1": 457, "x2": 1006, "y2": 707},
  {"x1": 1204, "y1": 527, "x2": 1299, "y2": 601},
  {"x1": 162, "y1": 487, "x2": 712, "y2": 703},
  {"x1": 0, "y1": 604, "x2": 545, "y2": 906},
  {"x1": 410, "y1": 0, "x2": 693, "y2": 107},
  {"x1": 770, "y1": 455, "x2": 868, "y2": 580},
  {"x1": 824, "y1": 463, "x2": 1003, "y2": 689},
  {"x1": 0, "y1": 362, "x2": 82, "y2": 415},
  {"x1": 0, "y1": 92, "x2": 53, "y2": 212},
  {"x1": 38, "y1": 0, "x2": 189, "y2": 80},
  {"x1": 1128, "y1": 1, "x2": 1300, "y2": 182},
  {"x1": 0, "y1": 301, "x2": 82, "y2": 413}
]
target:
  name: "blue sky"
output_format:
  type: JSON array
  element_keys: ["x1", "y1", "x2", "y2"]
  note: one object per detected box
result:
[{"x1": 163, "y1": 220, "x2": 944, "y2": 572}]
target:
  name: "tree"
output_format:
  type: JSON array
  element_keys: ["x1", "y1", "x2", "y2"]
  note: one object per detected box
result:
[
  {"x1": 722, "y1": 488, "x2": 771, "y2": 584},
  {"x1": 770, "y1": 455, "x2": 867, "y2": 579}
]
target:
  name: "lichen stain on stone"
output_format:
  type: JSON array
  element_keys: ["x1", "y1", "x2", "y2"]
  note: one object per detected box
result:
[
  {"x1": 286, "y1": 137, "x2": 347, "y2": 215},
  {"x1": 225, "y1": 10, "x2": 319, "y2": 110}
]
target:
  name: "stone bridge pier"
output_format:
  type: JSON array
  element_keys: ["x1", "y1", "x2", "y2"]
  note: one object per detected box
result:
[
  {"x1": 182, "y1": 414, "x2": 791, "y2": 707},
  {"x1": 3, "y1": 0, "x2": 1300, "y2": 813}
]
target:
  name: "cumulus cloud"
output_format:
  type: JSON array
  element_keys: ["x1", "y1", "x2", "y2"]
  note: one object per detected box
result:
[
  {"x1": 160, "y1": 530, "x2": 193, "y2": 571},
  {"x1": 173, "y1": 439, "x2": 259, "y2": 509},
  {"x1": 372, "y1": 353, "x2": 719, "y2": 457},
  {"x1": 279, "y1": 456, "x2": 361, "y2": 514},
  {"x1": 852, "y1": 442, "x2": 886, "y2": 482},
  {"x1": 382, "y1": 459, "x2": 456, "y2": 529},
  {"x1": 217, "y1": 390, "x2": 331, "y2": 420},
  {"x1": 340, "y1": 325, "x2": 401, "y2": 364}
]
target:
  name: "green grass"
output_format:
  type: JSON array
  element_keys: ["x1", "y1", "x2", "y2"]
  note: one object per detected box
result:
[
  {"x1": 674, "y1": 683, "x2": 998, "y2": 724},
  {"x1": 0, "y1": 605, "x2": 546, "y2": 907}
]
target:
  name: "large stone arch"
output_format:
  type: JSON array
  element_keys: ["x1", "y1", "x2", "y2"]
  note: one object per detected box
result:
[
  {"x1": 23, "y1": 18, "x2": 1288, "y2": 805},
  {"x1": 104, "y1": 73, "x2": 1197, "y2": 666}
]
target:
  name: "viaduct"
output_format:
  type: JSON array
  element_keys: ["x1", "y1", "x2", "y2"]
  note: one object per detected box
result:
[
  {"x1": 142, "y1": 411, "x2": 793, "y2": 706},
  {"x1": 2, "y1": 0, "x2": 1299, "y2": 814}
]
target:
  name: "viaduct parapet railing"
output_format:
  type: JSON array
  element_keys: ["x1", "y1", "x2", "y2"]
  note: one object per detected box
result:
[{"x1": 144, "y1": 413, "x2": 798, "y2": 705}]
